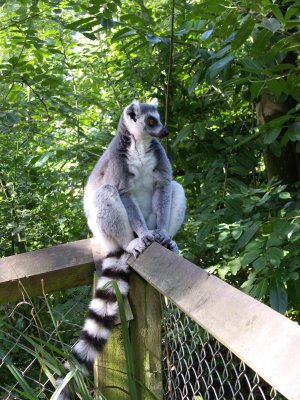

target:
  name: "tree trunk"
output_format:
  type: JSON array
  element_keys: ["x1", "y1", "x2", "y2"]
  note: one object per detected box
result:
[{"x1": 256, "y1": 89, "x2": 300, "y2": 187}]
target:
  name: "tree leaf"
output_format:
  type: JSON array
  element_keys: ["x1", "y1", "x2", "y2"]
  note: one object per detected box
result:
[
  {"x1": 235, "y1": 221, "x2": 261, "y2": 251},
  {"x1": 279, "y1": 192, "x2": 291, "y2": 200},
  {"x1": 241, "y1": 251, "x2": 259, "y2": 267},
  {"x1": 231, "y1": 18, "x2": 255, "y2": 50},
  {"x1": 270, "y1": 5, "x2": 284, "y2": 24},
  {"x1": 100, "y1": 18, "x2": 115, "y2": 29},
  {"x1": 270, "y1": 281, "x2": 288, "y2": 314},
  {"x1": 287, "y1": 122, "x2": 300, "y2": 141},
  {"x1": 65, "y1": 17, "x2": 96, "y2": 30},
  {"x1": 194, "y1": 122, "x2": 206, "y2": 139},
  {"x1": 188, "y1": 69, "x2": 202, "y2": 94},
  {"x1": 201, "y1": 29, "x2": 213, "y2": 41},
  {"x1": 145, "y1": 34, "x2": 161, "y2": 44},
  {"x1": 264, "y1": 127, "x2": 282, "y2": 144},
  {"x1": 250, "y1": 81, "x2": 264, "y2": 100},
  {"x1": 172, "y1": 124, "x2": 194, "y2": 146},
  {"x1": 228, "y1": 258, "x2": 241, "y2": 275},
  {"x1": 33, "y1": 152, "x2": 52, "y2": 168},
  {"x1": 205, "y1": 55, "x2": 234, "y2": 83},
  {"x1": 81, "y1": 31, "x2": 97, "y2": 40},
  {"x1": 231, "y1": 226, "x2": 243, "y2": 240},
  {"x1": 252, "y1": 278, "x2": 268, "y2": 299},
  {"x1": 210, "y1": 45, "x2": 231, "y2": 60},
  {"x1": 261, "y1": 18, "x2": 281, "y2": 33},
  {"x1": 253, "y1": 256, "x2": 267, "y2": 272},
  {"x1": 269, "y1": 140, "x2": 282, "y2": 158},
  {"x1": 267, "y1": 79, "x2": 286, "y2": 97},
  {"x1": 284, "y1": 6, "x2": 298, "y2": 22},
  {"x1": 197, "y1": 223, "x2": 213, "y2": 242},
  {"x1": 111, "y1": 28, "x2": 137, "y2": 43},
  {"x1": 251, "y1": 28, "x2": 273, "y2": 56}
]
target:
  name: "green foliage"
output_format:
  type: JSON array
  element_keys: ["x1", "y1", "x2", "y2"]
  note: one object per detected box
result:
[
  {"x1": 0, "y1": 0, "x2": 299, "y2": 328},
  {"x1": 0, "y1": 286, "x2": 90, "y2": 393},
  {"x1": 1, "y1": 282, "x2": 140, "y2": 399}
]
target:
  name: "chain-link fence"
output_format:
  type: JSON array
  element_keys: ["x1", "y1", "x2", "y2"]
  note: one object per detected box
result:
[
  {"x1": 162, "y1": 299, "x2": 286, "y2": 400},
  {"x1": 0, "y1": 290, "x2": 289, "y2": 400}
]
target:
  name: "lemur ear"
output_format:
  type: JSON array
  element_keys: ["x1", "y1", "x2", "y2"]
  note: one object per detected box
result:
[
  {"x1": 126, "y1": 100, "x2": 140, "y2": 122},
  {"x1": 149, "y1": 98, "x2": 158, "y2": 108}
]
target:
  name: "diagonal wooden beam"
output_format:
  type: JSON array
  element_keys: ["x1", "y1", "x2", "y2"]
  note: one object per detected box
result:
[{"x1": 128, "y1": 242, "x2": 300, "y2": 400}]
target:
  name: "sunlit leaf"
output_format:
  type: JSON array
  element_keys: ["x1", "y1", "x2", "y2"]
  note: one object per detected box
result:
[
  {"x1": 33, "y1": 152, "x2": 52, "y2": 168},
  {"x1": 228, "y1": 258, "x2": 241, "y2": 275},
  {"x1": 145, "y1": 34, "x2": 161, "y2": 44},
  {"x1": 261, "y1": 18, "x2": 281, "y2": 33}
]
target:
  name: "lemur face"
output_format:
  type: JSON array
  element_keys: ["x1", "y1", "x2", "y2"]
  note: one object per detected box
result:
[{"x1": 124, "y1": 99, "x2": 169, "y2": 139}]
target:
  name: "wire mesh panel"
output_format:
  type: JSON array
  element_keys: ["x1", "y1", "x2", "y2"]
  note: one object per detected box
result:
[
  {"x1": 0, "y1": 287, "x2": 291, "y2": 400},
  {"x1": 162, "y1": 300, "x2": 287, "y2": 400}
]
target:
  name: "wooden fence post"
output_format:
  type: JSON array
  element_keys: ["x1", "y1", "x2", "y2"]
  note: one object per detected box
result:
[
  {"x1": 129, "y1": 270, "x2": 163, "y2": 400},
  {"x1": 91, "y1": 239, "x2": 162, "y2": 400}
]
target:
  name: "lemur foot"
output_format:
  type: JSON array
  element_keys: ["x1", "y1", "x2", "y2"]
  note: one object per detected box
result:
[
  {"x1": 166, "y1": 239, "x2": 179, "y2": 253},
  {"x1": 149, "y1": 229, "x2": 179, "y2": 254},
  {"x1": 156, "y1": 236, "x2": 179, "y2": 253}
]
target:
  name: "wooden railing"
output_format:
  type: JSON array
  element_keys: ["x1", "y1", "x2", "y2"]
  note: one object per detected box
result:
[{"x1": 1, "y1": 239, "x2": 300, "y2": 400}]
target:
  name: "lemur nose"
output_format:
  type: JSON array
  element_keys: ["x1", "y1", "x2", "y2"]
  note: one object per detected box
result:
[{"x1": 162, "y1": 126, "x2": 169, "y2": 137}]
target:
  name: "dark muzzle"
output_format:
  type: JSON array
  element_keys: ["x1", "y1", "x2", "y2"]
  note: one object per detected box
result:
[{"x1": 159, "y1": 126, "x2": 169, "y2": 138}]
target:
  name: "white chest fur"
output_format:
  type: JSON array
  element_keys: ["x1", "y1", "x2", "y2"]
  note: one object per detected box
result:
[{"x1": 127, "y1": 140, "x2": 157, "y2": 219}]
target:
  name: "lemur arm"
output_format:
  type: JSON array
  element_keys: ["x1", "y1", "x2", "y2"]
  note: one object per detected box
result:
[
  {"x1": 152, "y1": 181, "x2": 172, "y2": 234},
  {"x1": 120, "y1": 192, "x2": 149, "y2": 237},
  {"x1": 151, "y1": 142, "x2": 173, "y2": 236}
]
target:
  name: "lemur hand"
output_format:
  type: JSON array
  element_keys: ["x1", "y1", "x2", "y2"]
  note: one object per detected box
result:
[{"x1": 126, "y1": 231, "x2": 157, "y2": 258}]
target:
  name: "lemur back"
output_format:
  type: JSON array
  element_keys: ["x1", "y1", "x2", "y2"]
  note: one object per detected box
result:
[{"x1": 57, "y1": 99, "x2": 186, "y2": 399}]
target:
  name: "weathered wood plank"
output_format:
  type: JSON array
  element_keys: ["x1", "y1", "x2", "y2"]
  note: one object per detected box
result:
[
  {"x1": 129, "y1": 270, "x2": 162, "y2": 400},
  {"x1": 0, "y1": 239, "x2": 94, "y2": 303},
  {"x1": 129, "y1": 242, "x2": 300, "y2": 400},
  {"x1": 94, "y1": 325, "x2": 129, "y2": 400}
]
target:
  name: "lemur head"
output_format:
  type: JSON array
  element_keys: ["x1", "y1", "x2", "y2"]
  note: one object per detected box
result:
[{"x1": 123, "y1": 99, "x2": 168, "y2": 139}]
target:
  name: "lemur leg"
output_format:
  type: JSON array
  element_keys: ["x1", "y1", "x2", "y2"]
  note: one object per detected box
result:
[
  {"x1": 168, "y1": 181, "x2": 186, "y2": 237},
  {"x1": 86, "y1": 184, "x2": 134, "y2": 254},
  {"x1": 87, "y1": 184, "x2": 153, "y2": 257}
]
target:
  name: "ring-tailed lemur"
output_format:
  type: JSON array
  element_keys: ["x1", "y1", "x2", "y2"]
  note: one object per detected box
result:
[{"x1": 57, "y1": 99, "x2": 186, "y2": 398}]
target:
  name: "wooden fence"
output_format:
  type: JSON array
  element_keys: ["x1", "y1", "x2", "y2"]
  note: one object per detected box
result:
[{"x1": 0, "y1": 239, "x2": 300, "y2": 400}]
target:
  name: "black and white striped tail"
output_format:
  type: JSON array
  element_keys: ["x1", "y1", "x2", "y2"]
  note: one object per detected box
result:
[{"x1": 71, "y1": 251, "x2": 130, "y2": 369}]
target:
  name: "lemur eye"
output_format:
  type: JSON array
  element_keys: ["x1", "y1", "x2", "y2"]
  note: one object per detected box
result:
[{"x1": 148, "y1": 117, "x2": 157, "y2": 127}]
